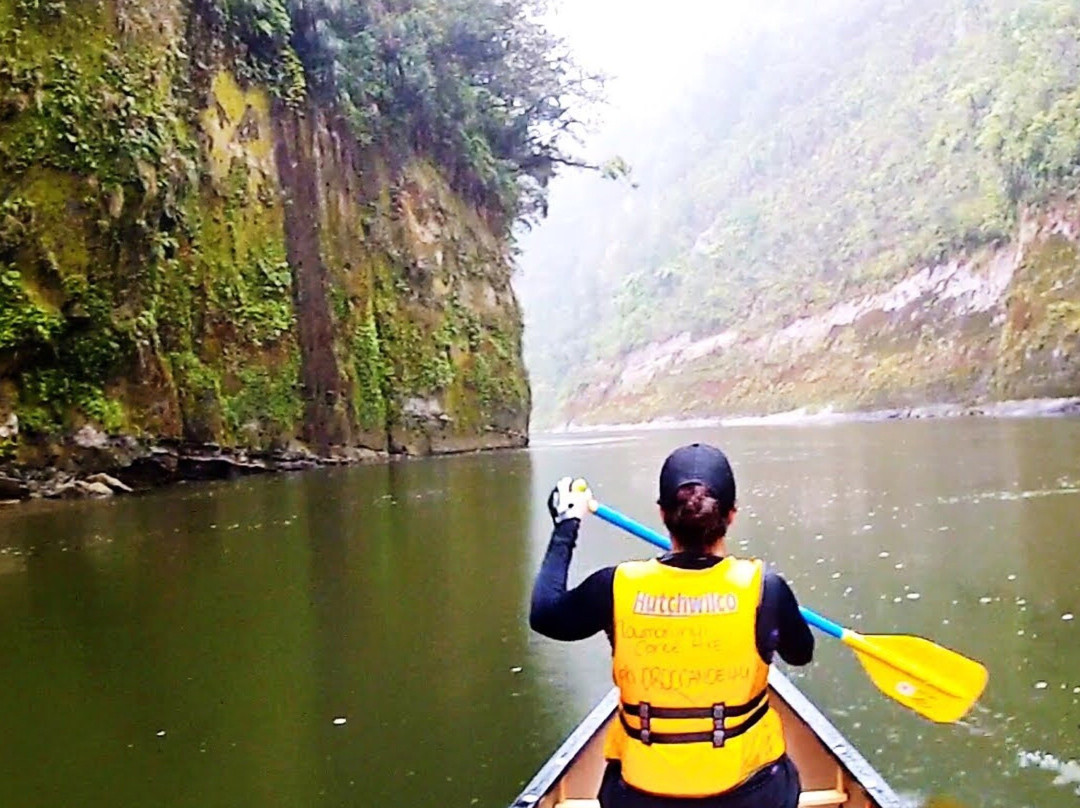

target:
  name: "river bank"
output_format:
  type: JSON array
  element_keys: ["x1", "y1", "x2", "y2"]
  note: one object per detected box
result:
[
  {"x1": 548, "y1": 205, "x2": 1080, "y2": 430},
  {"x1": 5, "y1": 394, "x2": 1077, "y2": 507},
  {"x1": 0, "y1": 437, "x2": 380, "y2": 506},
  {"x1": 0, "y1": 426, "x2": 526, "y2": 507},
  {"x1": 545, "y1": 395, "x2": 1080, "y2": 434}
]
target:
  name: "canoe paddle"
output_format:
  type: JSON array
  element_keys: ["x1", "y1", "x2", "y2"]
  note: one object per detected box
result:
[{"x1": 588, "y1": 499, "x2": 989, "y2": 724}]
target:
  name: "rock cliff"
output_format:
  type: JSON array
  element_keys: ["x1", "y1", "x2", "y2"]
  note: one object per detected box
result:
[
  {"x1": 562, "y1": 205, "x2": 1080, "y2": 425},
  {"x1": 0, "y1": 0, "x2": 530, "y2": 491}
]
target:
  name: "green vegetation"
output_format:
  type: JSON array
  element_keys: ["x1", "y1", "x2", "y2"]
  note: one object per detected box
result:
[
  {"x1": 0, "y1": 11, "x2": 195, "y2": 193},
  {"x1": 465, "y1": 332, "x2": 529, "y2": 417},
  {"x1": 169, "y1": 350, "x2": 224, "y2": 441},
  {"x1": 523, "y1": 0, "x2": 1080, "y2": 423},
  {"x1": 0, "y1": 0, "x2": 198, "y2": 437},
  {"x1": 0, "y1": 0, "x2": 539, "y2": 455},
  {"x1": 0, "y1": 264, "x2": 62, "y2": 351},
  {"x1": 0, "y1": 0, "x2": 311, "y2": 445},
  {"x1": 211, "y1": 245, "x2": 295, "y2": 348},
  {"x1": 350, "y1": 307, "x2": 389, "y2": 432},
  {"x1": 211, "y1": 0, "x2": 598, "y2": 230},
  {"x1": 214, "y1": 0, "x2": 307, "y2": 105},
  {"x1": 0, "y1": 190, "x2": 129, "y2": 435},
  {"x1": 221, "y1": 350, "x2": 304, "y2": 444}
]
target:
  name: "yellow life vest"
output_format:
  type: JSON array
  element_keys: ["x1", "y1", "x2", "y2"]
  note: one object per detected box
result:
[{"x1": 602, "y1": 556, "x2": 786, "y2": 797}]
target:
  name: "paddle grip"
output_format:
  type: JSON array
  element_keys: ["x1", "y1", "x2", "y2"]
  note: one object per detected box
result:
[{"x1": 591, "y1": 500, "x2": 845, "y2": 640}]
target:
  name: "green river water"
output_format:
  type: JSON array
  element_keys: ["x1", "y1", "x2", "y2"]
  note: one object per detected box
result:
[{"x1": 0, "y1": 418, "x2": 1078, "y2": 807}]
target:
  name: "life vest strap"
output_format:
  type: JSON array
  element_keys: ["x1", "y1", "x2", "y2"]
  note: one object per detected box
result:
[
  {"x1": 621, "y1": 688, "x2": 767, "y2": 720},
  {"x1": 618, "y1": 699, "x2": 770, "y2": 748}
]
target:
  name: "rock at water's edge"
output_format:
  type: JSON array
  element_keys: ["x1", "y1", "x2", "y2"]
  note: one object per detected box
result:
[{"x1": 0, "y1": 476, "x2": 30, "y2": 501}]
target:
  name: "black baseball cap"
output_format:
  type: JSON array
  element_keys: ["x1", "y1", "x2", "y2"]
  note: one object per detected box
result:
[{"x1": 657, "y1": 443, "x2": 736, "y2": 511}]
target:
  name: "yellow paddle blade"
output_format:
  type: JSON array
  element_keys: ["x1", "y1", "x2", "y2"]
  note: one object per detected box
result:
[{"x1": 845, "y1": 633, "x2": 988, "y2": 723}]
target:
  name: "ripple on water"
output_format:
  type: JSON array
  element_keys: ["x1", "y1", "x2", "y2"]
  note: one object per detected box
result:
[
  {"x1": 938, "y1": 485, "x2": 1080, "y2": 506},
  {"x1": 1018, "y1": 750, "x2": 1080, "y2": 793}
]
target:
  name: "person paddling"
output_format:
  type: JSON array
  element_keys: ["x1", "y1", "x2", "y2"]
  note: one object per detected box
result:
[{"x1": 530, "y1": 443, "x2": 814, "y2": 808}]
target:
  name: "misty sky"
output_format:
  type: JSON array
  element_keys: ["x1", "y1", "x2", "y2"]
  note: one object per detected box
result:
[
  {"x1": 544, "y1": 0, "x2": 763, "y2": 104},
  {"x1": 536, "y1": 0, "x2": 858, "y2": 166},
  {"x1": 519, "y1": 1, "x2": 781, "y2": 261},
  {"x1": 540, "y1": 0, "x2": 845, "y2": 112},
  {"x1": 516, "y1": 0, "x2": 859, "y2": 260}
]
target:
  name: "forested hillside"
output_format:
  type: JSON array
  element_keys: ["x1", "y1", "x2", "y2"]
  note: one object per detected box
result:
[{"x1": 518, "y1": 0, "x2": 1080, "y2": 426}]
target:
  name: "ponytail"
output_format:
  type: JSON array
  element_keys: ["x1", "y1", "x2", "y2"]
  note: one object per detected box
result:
[{"x1": 661, "y1": 483, "x2": 730, "y2": 553}]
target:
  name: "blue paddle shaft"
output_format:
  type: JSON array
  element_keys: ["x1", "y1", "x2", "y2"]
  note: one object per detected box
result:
[
  {"x1": 591, "y1": 501, "x2": 846, "y2": 640},
  {"x1": 593, "y1": 503, "x2": 671, "y2": 550},
  {"x1": 798, "y1": 608, "x2": 844, "y2": 639}
]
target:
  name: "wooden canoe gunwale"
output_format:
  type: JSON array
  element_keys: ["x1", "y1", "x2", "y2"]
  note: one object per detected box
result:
[
  {"x1": 509, "y1": 689, "x2": 621, "y2": 807},
  {"x1": 767, "y1": 670, "x2": 901, "y2": 808},
  {"x1": 508, "y1": 669, "x2": 902, "y2": 808}
]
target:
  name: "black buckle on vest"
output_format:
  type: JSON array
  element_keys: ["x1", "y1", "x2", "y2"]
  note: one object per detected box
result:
[
  {"x1": 617, "y1": 698, "x2": 768, "y2": 746},
  {"x1": 712, "y1": 703, "x2": 726, "y2": 748}
]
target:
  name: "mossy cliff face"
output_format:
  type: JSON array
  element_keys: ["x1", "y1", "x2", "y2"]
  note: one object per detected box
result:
[
  {"x1": 561, "y1": 205, "x2": 1080, "y2": 425},
  {"x1": 0, "y1": 0, "x2": 528, "y2": 474},
  {"x1": 272, "y1": 105, "x2": 529, "y2": 455}
]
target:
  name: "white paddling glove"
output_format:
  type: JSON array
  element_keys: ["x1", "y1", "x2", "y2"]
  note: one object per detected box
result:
[{"x1": 547, "y1": 476, "x2": 593, "y2": 524}]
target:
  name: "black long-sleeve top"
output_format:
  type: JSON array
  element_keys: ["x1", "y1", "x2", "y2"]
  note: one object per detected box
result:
[{"x1": 530, "y1": 519, "x2": 814, "y2": 666}]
